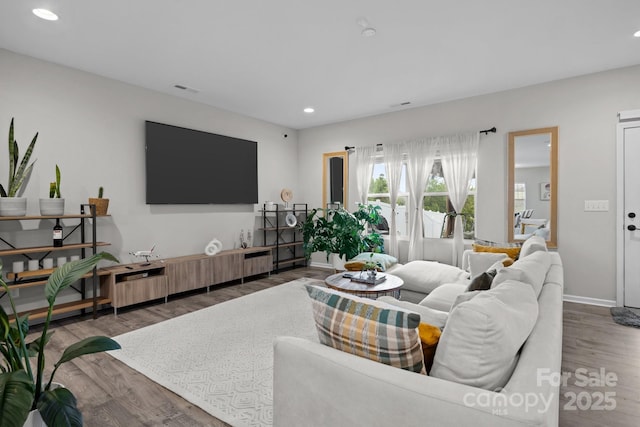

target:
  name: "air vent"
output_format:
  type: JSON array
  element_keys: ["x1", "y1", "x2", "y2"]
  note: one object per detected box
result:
[{"x1": 173, "y1": 84, "x2": 199, "y2": 94}]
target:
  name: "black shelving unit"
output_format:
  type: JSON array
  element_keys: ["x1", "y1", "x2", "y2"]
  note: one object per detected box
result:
[
  {"x1": 0, "y1": 204, "x2": 109, "y2": 319},
  {"x1": 261, "y1": 203, "x2": 308, "y2": 273}
]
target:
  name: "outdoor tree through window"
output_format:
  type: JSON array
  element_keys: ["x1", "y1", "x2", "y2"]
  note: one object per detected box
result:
[{"x1": 367, "y1": 159, "x2": 476, "y2": 239}]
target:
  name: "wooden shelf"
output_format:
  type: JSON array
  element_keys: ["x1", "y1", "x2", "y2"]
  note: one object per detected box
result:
[
  {"x1": 6, "y1": 269, "x2": 109, "y2": 288},
  {"x1": 265, "y1": 242, "x2": 303, "y2": 249},
  {"x1": 13, "y1": 297, "x2": 111, "y2": 321},
  {"x1": 0, "y1": 241, "x2": 109, "y2": 256},
  {"x1": 0, "y1": 214, "x2": 112, "y2": 221}
]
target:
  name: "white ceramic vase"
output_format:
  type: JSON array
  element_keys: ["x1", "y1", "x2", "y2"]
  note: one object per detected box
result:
[
  {"x1": 0, "y1": 197, "x2": 27, "y2": 216},
  {"x1": 39, "y1": 198, "x2": 65, "y2": 216}
]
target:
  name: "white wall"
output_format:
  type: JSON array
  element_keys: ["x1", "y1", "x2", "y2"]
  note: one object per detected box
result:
[
  {"x1": 0, "y1": 48, "x2": 298, "y2": 270},
  {"x1": 298, "y1": 64, "x2": 640, "y2": 302}
]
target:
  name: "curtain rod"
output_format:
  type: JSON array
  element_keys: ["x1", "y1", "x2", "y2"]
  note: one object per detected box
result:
[{"x1": 344, "y1": 126, "x2": 497, "y2": 151}]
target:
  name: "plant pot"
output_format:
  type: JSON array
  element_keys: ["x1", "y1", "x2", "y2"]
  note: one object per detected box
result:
[
  {"x1": 331, "y1": 253, "x2": 347, "y2": 272},
  {"x1": 0, "y1": 197, "x2": 27, "y2": 216},
  {"x1": 39, "y1": 198, "x2": 65, "y2": 216},
  {"x1": 23, "y1": 383, "x2": 64, "y2": 427},
  {"x1": 88, "y1": 198, "x2": 109, "y2": 216}
]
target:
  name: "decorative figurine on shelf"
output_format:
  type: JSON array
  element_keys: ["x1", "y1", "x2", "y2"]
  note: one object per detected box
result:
[
  {"x1": 129, "y1": 245, "x2": 157, "y2": 265},
  {"x1": 240, "y1": 229, "x2": 247, "y2": 249}
]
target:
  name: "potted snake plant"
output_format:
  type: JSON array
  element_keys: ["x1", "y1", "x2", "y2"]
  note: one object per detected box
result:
[
  {"x1": 39, "y1": 164, "x2": 64, "y2": 216},
  {"x1": 0, "y1": 118, "x2": 38, "y2": 216},
  {"x1": 0, "y1": 252, "x2": 120, "y2": 427}
]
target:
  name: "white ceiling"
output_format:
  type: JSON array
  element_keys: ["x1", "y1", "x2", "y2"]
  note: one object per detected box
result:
[{"x1": 1, "y1": 1, "x2": 640, "y2": 130}]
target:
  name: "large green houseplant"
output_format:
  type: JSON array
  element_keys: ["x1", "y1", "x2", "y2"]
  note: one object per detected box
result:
[
  {"x1": 0, "y1": 252, "x2": 120, "y2": 427},
  {"x1": 301, "y1": 203, "x2": 384, "y2": 262}
]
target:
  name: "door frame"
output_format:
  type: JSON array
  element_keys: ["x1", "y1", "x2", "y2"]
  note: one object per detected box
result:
[{"x1": 616, "y1": 109, "x2": 640, "y2": 306}]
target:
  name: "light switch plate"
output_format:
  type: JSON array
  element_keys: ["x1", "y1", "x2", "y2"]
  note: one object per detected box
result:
[{"x1": 584, "y1": 200, "x2": 609, "y2": 211}]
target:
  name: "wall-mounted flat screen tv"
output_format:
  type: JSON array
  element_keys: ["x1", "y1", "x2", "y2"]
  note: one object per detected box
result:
[{"x1": 145, "y1": 121, "x2": 258, "y2": 204}]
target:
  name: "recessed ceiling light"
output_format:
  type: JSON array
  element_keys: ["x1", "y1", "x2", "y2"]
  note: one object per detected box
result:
[
  {"x1": 32, "y1": 8, "x2": 58, "y2": 21},
  {"x1": 634, "y1": 30, "x2": 640, "y2": 38},
  {"x1": 303, "y1": 107, "x2": 315, "y2": 114},
  {"x1": 361, "y1": 27, "x2": 376, "y2": 37}
]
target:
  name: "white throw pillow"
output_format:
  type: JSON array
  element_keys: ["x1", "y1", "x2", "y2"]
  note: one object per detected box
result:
[
  {"x1": 466, "y1": 252, "x2": 509, "y2": 278},
  {"x1": 492, "y1": 250, "x2": 551, "y2": 298},
  {"x1": 377, "y1": 296, "x2": 448, "y2": 328},
  {"x1": 391, "y1": 260, "x2": 470, "y2": 294},
  {"x1": 430, "y1": 280, "x2": 539, "y2": 391}
]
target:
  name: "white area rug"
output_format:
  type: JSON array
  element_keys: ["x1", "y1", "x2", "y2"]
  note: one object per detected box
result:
[{"x1": 109, "y1": 278, "x2": 321, "y2": 427}]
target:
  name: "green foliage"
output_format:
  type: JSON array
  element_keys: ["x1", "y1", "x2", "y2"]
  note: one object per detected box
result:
[
  {"x1": 49, "y1": 165, "x2": 61, "y2": 198},
  {"x1": 0, "y1": 252, "x2": 120, "y2": 426},
  {"x1": 98, "y1": 186, "x2": 104, "y2": 198},
  {"x1": 1, "y1": 118, "x2": 38, "y2": 198},
  {"x1": 301, "y1": 204, "x2": 385, "y2": 261}
]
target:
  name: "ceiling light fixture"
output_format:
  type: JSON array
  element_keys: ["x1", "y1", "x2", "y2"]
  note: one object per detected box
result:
[
  {"x1": 357, "y1": 17, "x2": 377, "y2": 38},
  {"x1": 32, "y1": 8, "x2": 58, "y2": 21},
  {"x1": 303, "y1": 107, "x2": 315, "y2": 114},
  {"x1": 634, "y1": 30, "x2": 640, "y2": 37},
  {"x1": 361, "y1": 27, "x2": 376, "y2": 37}
]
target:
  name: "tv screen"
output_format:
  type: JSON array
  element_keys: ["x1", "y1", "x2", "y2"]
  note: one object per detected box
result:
[{"x1": 145, "y1": 121, "x2": 258, "y2": 204}]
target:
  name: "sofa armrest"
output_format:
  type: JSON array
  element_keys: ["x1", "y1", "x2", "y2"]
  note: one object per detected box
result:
[{"x1": 274, "y1": 336, "x2": 551, "y2": 427}]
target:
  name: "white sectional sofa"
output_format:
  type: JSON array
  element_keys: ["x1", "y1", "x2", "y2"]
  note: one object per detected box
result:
[{"x1": 273, "y1": 237, "x2": 563, "y2": 427}]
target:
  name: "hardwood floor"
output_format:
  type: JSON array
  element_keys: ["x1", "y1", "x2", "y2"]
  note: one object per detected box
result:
[{"x1": 32, "y1": 268, "x2": 639, "y2": 426}]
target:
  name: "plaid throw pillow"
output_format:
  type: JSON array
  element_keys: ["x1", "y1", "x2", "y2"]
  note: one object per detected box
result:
[{"x1": 305, "y1": 285, "x2": 425, "y2": 374}]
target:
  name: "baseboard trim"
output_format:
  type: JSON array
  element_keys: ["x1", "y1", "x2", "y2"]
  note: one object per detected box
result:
[
  {"x1": 563, "y1": 294, "x2": 616, "y2": 307},
  {"x1": 309, "y1": 261, "x2": 333, "y2": 270}
]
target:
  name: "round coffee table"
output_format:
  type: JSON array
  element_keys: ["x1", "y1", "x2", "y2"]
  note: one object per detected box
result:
[{"x1": 324, "y1": 272, "x2": 404, "y2": 299}]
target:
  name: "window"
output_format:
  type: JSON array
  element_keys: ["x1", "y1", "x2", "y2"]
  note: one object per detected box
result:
[{"x1": 367, "y1": 159, "x2": 476, "y2": 239}]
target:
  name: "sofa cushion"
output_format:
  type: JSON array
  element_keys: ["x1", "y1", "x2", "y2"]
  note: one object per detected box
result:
[
  {"x1": 390, "y1": 260, "x2": 469, "y2": 294},
  {"x1": 419, "y1": 283, "x2": 468, "y2": 312},
  {"x1": 519, "y1": 235, "x2": 548, "y2": 259},
  {"x1": 377, "y1": 296, "x2": 448, "y2": 328},
  {"x1": 463, "y1": 251, "x2": 509, "y2": 278},
  {"x1": 305, "y1": 285, "x2": 425, "y2": 374},
  {"x1": 430, "y1": 280, "x2": 539, "y2": 390},
  {"x1": 492, "y1": 250, "x2": 551, "y2": 298}
]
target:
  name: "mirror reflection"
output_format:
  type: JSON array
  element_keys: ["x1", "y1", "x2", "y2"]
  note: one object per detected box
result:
[
  {"x1": 508, "y1": 127, "x2": 557, "y2": 247},
  {"x1": 322, "y1": 151, "x2": 348, "y2": 209}
]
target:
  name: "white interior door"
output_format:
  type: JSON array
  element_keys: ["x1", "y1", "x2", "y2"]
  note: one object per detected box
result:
[{"x1": 620, "y1": 115, "x2": 640, "y2": 307}]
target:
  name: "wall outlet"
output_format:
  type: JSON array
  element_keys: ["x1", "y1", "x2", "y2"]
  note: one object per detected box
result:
[
  {"x1": 584, "y1": 200, "x2": 609, "y2": 211},
  {"x1": 9, "y1": 288, "x2": 19, "y2": 298}
]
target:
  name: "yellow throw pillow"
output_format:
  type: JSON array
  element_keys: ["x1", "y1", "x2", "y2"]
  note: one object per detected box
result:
[
  {"x1": 419, "y1": 323, "x2": 442, "y2": 374},
  {"x1": 472, "y1": 242, "x2": 521, "y2": 260},
  {"x1": 344, "y1": 261, "x2": 366, "y2": 271}
]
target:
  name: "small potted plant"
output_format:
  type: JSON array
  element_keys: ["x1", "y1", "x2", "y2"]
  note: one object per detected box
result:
[
  {"x1": 39, "y1": 164, "x2": 64, "y2": 216},
  {"x1": 0, "y1": 118, "x2": 38, "y2": 216},
  {"x1": 0, "y1": 252, "x2": 120, "y2": 427},
  {"x1": 301, "y1": 203, "x2": 384, "y2": 268},
  {"x1": 88, "y1": 186, "x2": 109, "y2": 216}
]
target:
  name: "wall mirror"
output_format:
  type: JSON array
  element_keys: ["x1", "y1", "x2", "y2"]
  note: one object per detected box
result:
[
  {"x1": 322, "y1": 151, "x2": 348, "y2": 210},
  {"x1": 507, "y1": 127, "x2": 558, "y2": 248}
]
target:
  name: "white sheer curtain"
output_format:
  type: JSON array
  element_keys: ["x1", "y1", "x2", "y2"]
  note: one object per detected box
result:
[
  {"x1": 383, "y1": 143, "x2": 404, "y2": 258},
  {"x1": 405, "y1": 139, "x2": 437, "y2": 261},
  {"x1": 439, "y1": 132, "x2": 480, "y2": 267},
  {"x1": 353, "y1": 145, "x2": 377, "y2": 207}
]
